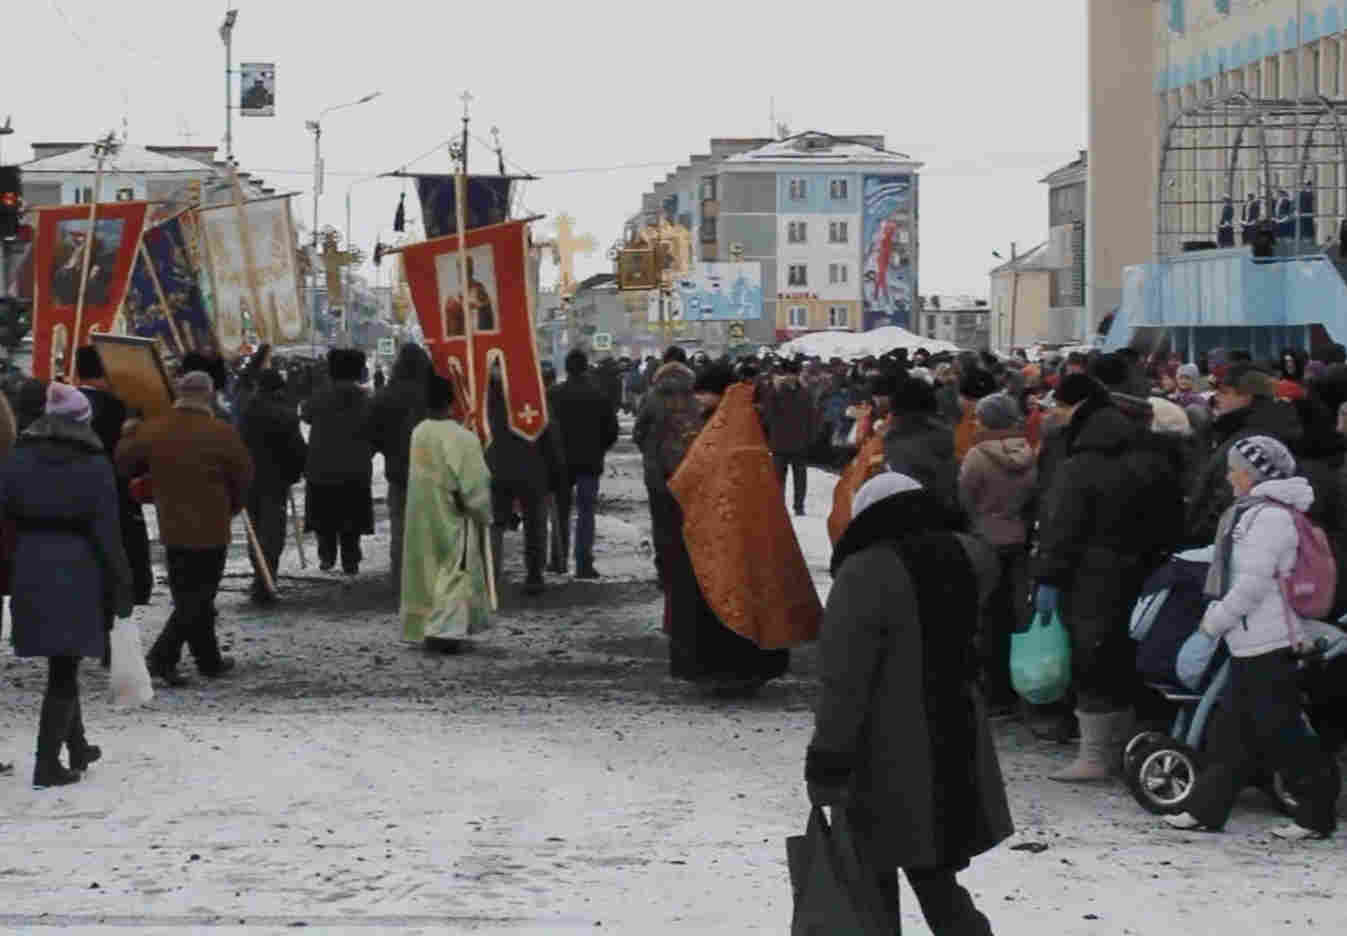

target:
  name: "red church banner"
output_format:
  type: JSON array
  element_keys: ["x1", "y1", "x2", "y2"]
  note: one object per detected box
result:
[
  {"x1": 401, "y1": 218, "x2": 549, "y2": 442},
  {"x1": 32, "y1": 201, "x2": 149, "y2": 381}
]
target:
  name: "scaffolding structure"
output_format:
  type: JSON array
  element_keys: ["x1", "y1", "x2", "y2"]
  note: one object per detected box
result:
[{"x1": 1157, "y1": 93, "x2": 1347, "y2": 257}]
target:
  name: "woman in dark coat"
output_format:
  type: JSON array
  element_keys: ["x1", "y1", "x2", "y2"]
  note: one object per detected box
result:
[
  {"x1": 301, "y1": 348, "x2": 374, "y2": 574},
  {"x1": 0, "y1": 383, "x2": 131, "y2": 788},
  {"x1": 807, "y1": 471, "x2": 1011, "y2": 933}
]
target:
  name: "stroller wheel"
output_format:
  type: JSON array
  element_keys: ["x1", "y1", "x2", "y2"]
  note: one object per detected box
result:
[
  {"x1": 1128, "y1": 740, "x2": 1203, "y2": 815},
  {"x1": 1123, "y1": 731, "x2": 1171, "y2": 781},
  {"x1": 1263, "y1": 770, "x2": 1301, "y2": 818}
]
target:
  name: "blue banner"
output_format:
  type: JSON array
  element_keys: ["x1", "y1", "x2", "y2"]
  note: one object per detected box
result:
[
  {"x1": 123, "y1": 215, "x2": 218, "y2": 363},
  {"x1": 413, "y1": 176, "x2": 515, "y2": 239}
]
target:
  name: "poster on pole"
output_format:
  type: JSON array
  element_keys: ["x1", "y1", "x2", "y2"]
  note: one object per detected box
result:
[{"x1": 240, "y1": 63, "x2": 276, "y2": 117}]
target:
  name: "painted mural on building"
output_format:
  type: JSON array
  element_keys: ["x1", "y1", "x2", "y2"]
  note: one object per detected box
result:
[
  {"x1": 861, "y1": 175, "x2": 914, "y2": 330},
  {"x1": 672, "y1": 262, "x2": 763, "y2": 321}
]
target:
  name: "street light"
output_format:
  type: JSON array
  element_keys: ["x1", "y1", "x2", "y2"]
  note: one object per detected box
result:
[
  {"x1": 219, "y1": 9, "x2": 239, "y2": 164},
  {"x1": 306, "y1": 91, "x2": 382, "y2": 349}
]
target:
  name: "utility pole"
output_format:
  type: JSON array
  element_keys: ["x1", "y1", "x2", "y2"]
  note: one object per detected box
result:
[{"x1": 220, "y1": 9, "x2": 238, "y2": 164}]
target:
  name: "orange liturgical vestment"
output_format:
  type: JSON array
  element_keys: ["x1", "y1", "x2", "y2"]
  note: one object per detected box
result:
[{"x1": 669, "y1": 383, "x2": 821, "y2": 650}]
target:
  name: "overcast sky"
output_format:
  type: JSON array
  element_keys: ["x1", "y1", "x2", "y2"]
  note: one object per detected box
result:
[{"x1": 10, "y1": 0, "x2": 1087, "y2": 299}]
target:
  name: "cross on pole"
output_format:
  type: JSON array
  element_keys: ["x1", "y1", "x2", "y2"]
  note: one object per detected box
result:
[
  {"x1": 554, "y1": 213, "x2": 598, "y2": 297},
  {"x1": 459, "y1": 90, "x2": 473, "y2": 175}
]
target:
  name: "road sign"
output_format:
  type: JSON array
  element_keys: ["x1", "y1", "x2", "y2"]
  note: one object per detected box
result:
[
  {"x1": 592, "y1": 332, "x2": 613, "y2": 352},
  {"x1": 377, "y1": 337, "x2": 395, "y2": 356},
  {"x1": 728, "y1": 322, "x2": 745, "y2": 341}
]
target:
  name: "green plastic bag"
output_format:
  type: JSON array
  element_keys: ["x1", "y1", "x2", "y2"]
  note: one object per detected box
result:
[{"x1": 1010, "y1": 608, "x2": 1072, "y2": 705}]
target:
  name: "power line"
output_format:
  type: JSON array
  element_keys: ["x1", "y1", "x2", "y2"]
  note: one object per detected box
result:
[{"x1": 244, "y1": 159, "x2": 680, "y2": 179}]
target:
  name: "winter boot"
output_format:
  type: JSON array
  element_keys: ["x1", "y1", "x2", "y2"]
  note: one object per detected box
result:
[
  {"x1": 1048, "y1": 710, "x2": 1127, "y2": 783},
  {"x1": 33, "y1": 694, "x2": 80, "y2": 789},
  {"x1": 66, "y1": 696, "x2": 101, "y2": 772}
]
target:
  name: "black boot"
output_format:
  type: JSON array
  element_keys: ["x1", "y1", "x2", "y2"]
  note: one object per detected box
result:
[
  {"x1": 33, "y1": 694, "x2": 80, "y2": 789},
  {"x1": 66, "y1": 696, "x2": 101, "y2": 772}
]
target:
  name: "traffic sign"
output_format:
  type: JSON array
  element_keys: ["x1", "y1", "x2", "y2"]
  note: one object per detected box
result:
[
  {"x1": 592, "y1": 333, "x2": 613, "y2": 352},
  {"x1": 377, "y1": 337, "x2": 395, "y2": 356}
]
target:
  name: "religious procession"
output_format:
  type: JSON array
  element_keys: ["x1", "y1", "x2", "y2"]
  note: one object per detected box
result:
[{"x1": 8, "y1": 2, "x2": 1347, "y2": 926}]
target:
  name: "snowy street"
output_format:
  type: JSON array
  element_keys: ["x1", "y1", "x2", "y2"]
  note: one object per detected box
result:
[{"x1": 3, "y1": 433, "x2": 1347, "y2": 935}]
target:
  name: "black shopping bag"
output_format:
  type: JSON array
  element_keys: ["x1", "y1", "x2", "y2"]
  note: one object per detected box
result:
[{"x1": 787, "y1": 805, "x2": 890, "y2": 935}]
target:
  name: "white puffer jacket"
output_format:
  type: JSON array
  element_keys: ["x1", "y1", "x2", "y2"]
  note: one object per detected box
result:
[{"x1": 1200, "y1": 476, "x2": 1315, "y2": 658}]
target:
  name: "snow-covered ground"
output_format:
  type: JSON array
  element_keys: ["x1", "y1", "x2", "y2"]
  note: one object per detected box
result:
[{"x1": 2, "y1": 440, "x2": 1346, "y2": 934}]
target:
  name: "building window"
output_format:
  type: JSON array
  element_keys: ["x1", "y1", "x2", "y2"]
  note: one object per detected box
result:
[
  {"x1": 787, "y1": 221, "x2": 807, "y2": 244},
  {"x1": 787, "y1": 264, "x2": 808, "y2": 287},
  {"x1": 943, "y1": 315, "x2": 952, "y2": 326},
  {"x1": 828, "y1": 263, "x2": 849, "y2": 284},
  {"x1": 788, "y1": 305, "x2": 808, "y2": 327},
  {"x1": 926, "y1": 314, "x2": 936, "y2": 334},
  {"x1": 116, "y1": 187, "x2": 135, "y2": 201},
  {"x1": 828, "y1": 221, "x2": 848, "y2": 243},
  {"x1": 829, "y1": 179, "x2": 848, "y2": 200},
  {"x1": 828, "y1": 306, "x2": 849, "y2": 327},
  {"x1": 74, "y1": 186, "x2": 94, "y2": 204},
  {"x1": 788, "y1": 178, "x2": 808, "y2": 201},
  {"x1": 700, "y1": 217, "x2": 717, "y2": 243},
  {"x1": 700, "y1": 177, "x2": 717, "y2": 201}
]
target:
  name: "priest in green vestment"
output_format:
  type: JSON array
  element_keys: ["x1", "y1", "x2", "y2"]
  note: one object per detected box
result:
[{"x1": 400, "y1": 374, "x2": 494, "y2": 650}]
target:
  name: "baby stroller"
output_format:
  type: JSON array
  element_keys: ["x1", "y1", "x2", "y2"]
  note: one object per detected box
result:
[{"x1": 1123, "y1": 548, "x2": 1347, "y2": 816}]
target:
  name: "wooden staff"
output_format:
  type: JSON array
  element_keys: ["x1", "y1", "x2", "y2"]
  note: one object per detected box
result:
[
  {"x1": 70, "y1": 145, "x2": 111, "y2": 380},
  {"x1": 288, "y1": 489, "x2": 308, "y2": 569},
  {"x1": 136, "y1": 241, "x2": 189, "y2": 355},
  {"x1": 241, "y1": 509, "x2": 276, "y2": 597},
  {"x1": 481, "y1": 520, "x2": 498, "y2": 612}
]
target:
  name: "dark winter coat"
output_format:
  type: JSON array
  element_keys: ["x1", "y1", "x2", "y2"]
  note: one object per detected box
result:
[
  {"x1": 1185, "y1": 397, "x2": 1303, "y2": 546},
  {"x1": 883, "y1": 414, "x2": 962, "y2": 520},
  {"x1": 2, "y1": 417, "x2": 131, "y2": 658},
  {"x1": 808, "y1": 490, "x2": 1013, "y2": 869},
  {"x1": 116, "y1": 404, "x2": 254, "y2": 549},
  {"x1": 552, "y1": 372, "x2": 620, "y2": 476},
  {"x1": 368, "y1": 345, "x2": 432, "y2": 488},
  {"x1": 302, "y1": 381, "x2": 374, "y2": 485},
  {"x1": 1034, "y1": 393, "x2": 1185, "y2": 629},
  {"x1": 243, "y1": 390, "x2": 308, "y2": 492},
  {"x1": 761, "y1": 377, "x2": 816, "y2": 455},
  {"x1": 484, "y1": 376, "x2": 560, "y2": 493},
  {"x1": 632, "y1": 362, "x2": 700, "y2": 493},
  {"x1": 80, "y1": 385, "x2": 153, "y2": 605}
]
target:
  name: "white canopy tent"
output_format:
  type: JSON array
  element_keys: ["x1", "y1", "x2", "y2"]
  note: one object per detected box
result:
[{"x1": 775, "y1": 326, "x2": 964, "y2": 361}]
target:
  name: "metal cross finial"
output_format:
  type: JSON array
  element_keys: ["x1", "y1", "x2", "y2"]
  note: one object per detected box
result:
[{"x1": 460, "y1": 90, "x2": 474, "y2": 120}]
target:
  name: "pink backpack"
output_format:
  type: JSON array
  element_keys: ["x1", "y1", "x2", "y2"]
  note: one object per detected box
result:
[{"x1": 1255, "y1": 501, "x2": 1338, "y2": 622}]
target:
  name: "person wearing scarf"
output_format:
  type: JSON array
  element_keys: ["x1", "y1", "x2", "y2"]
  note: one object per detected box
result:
[
  {"x1": 1165, "y1": 436, "x2": 1340, "y2": 840},
  {"x1": 1, "y1": 383, "x2": 132, "y2": 787},
  {"x1": 806, "y1": 472, "x2": 1011, "y2": 933}
]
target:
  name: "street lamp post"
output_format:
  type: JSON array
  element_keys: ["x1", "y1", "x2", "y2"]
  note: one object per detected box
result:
[
  {"x1": 305, "y1": 91, "x2": 382, "y2": 351},
  {"x1": 219, "y1": 9, "x2": 238, "y2": 164}
]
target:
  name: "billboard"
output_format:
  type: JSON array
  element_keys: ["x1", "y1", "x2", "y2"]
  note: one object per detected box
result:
[
  {"x1": 669, "y1": 262, "x2": 762, "y2": 321},
  {"x1": 240, "y1": 63, "x2": 276, "y2": 116},
  {"x1": 861, "y1": 174, "x2": 915, "y2": 330}
]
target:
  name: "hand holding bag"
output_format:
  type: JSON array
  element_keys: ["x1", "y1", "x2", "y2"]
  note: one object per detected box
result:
[
  {"x1": 108, "y1": 618, "x2": 154, "y2": 707},
  {"x1": 1010, "y1": 607, "x2": 1072, "y2": 705},
  {"x1": 787, "y1": 806, "x2": 890, "y2": 936}
]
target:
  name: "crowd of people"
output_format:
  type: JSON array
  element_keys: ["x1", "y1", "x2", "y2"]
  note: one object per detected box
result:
[{"x1": 4, "y1": 331, "x2": 1346, "y2": 927}]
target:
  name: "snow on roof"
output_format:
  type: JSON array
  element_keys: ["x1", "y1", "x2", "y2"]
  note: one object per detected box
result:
[
  {"x1": 723, "y1": 133, "x2": 920, "y2": 167},
  {"x1": 777, "y1": 326, "x2": 963, "y2": 360},
  {"x1": 23, "y1": 143, "x2": 213, "y2": 175}
]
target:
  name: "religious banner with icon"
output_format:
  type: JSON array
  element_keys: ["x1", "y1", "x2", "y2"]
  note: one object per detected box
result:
[
  {"x1": 31, "y1": 200, "x2": 149, "y2": 380},
  {"x1": 401, "y1": 217, "x2": 549, "y2": 441},
  {"x1": 122, "y1": 214, "x2": 220, "y2": 367},
  {"x1": 198, "y1": 194, "x2": 305, "y2": 351},
  {"x1": 394, "y1": 173, "x2": 521, "y2": 240}
]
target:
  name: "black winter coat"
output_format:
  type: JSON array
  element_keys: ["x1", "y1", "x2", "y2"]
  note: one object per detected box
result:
[
  {"x1": 1034, "y1": 395, "x2": 1185, "y2": 627},
  {"x1": 243, "y1": 391, "x2": 308, "y2": 491},
  {"x1": 368, "y1": 347, "x2": 432, "y2": 488},
  {"x1": 1185, "y1": 398, "x2": 1303, "y2": 546},
  {"x1": 552, "y1": 373, "x2": 620, "y2": 476},
  {"x1": 883, "y1": 414, "x2": 961, "y2": 520},
  {"x1": 484, "y1": 377, "x2": 561, "y2": 493},
  {"x1": 302, "y1": 382, "x2": 374, "y2": 485},
  {"x1": 761, "y1": 378, "x2": 816, "y2": 454}
]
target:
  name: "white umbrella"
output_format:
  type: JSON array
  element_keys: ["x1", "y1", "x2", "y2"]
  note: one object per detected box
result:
[{"x1": 777, "y1": 326, "x2": 964, "y2": 361}]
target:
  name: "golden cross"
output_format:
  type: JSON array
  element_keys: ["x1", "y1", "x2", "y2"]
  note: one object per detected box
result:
[
  {"x1": 322, "y1": 235, "x2": 356, "y2": 303},
  {"x1": 554, "y1": 213, "x2": 597, "y2": 297}
]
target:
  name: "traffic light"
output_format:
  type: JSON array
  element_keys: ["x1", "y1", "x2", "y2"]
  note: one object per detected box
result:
[
  {"x1": 0, "y1": 166, "x2": 20, "y2": 239},
  {"x1": 0, "y1": 298, "x2": 31, "y2": 350}
]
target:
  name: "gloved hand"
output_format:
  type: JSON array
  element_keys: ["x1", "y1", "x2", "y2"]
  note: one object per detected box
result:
[
  {"x1": 1034, "y1": 584, "x2": 1061, "y2": 615},
  {"x1": 807, "y1": 782, "x2": 851, "y2": 808}
]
